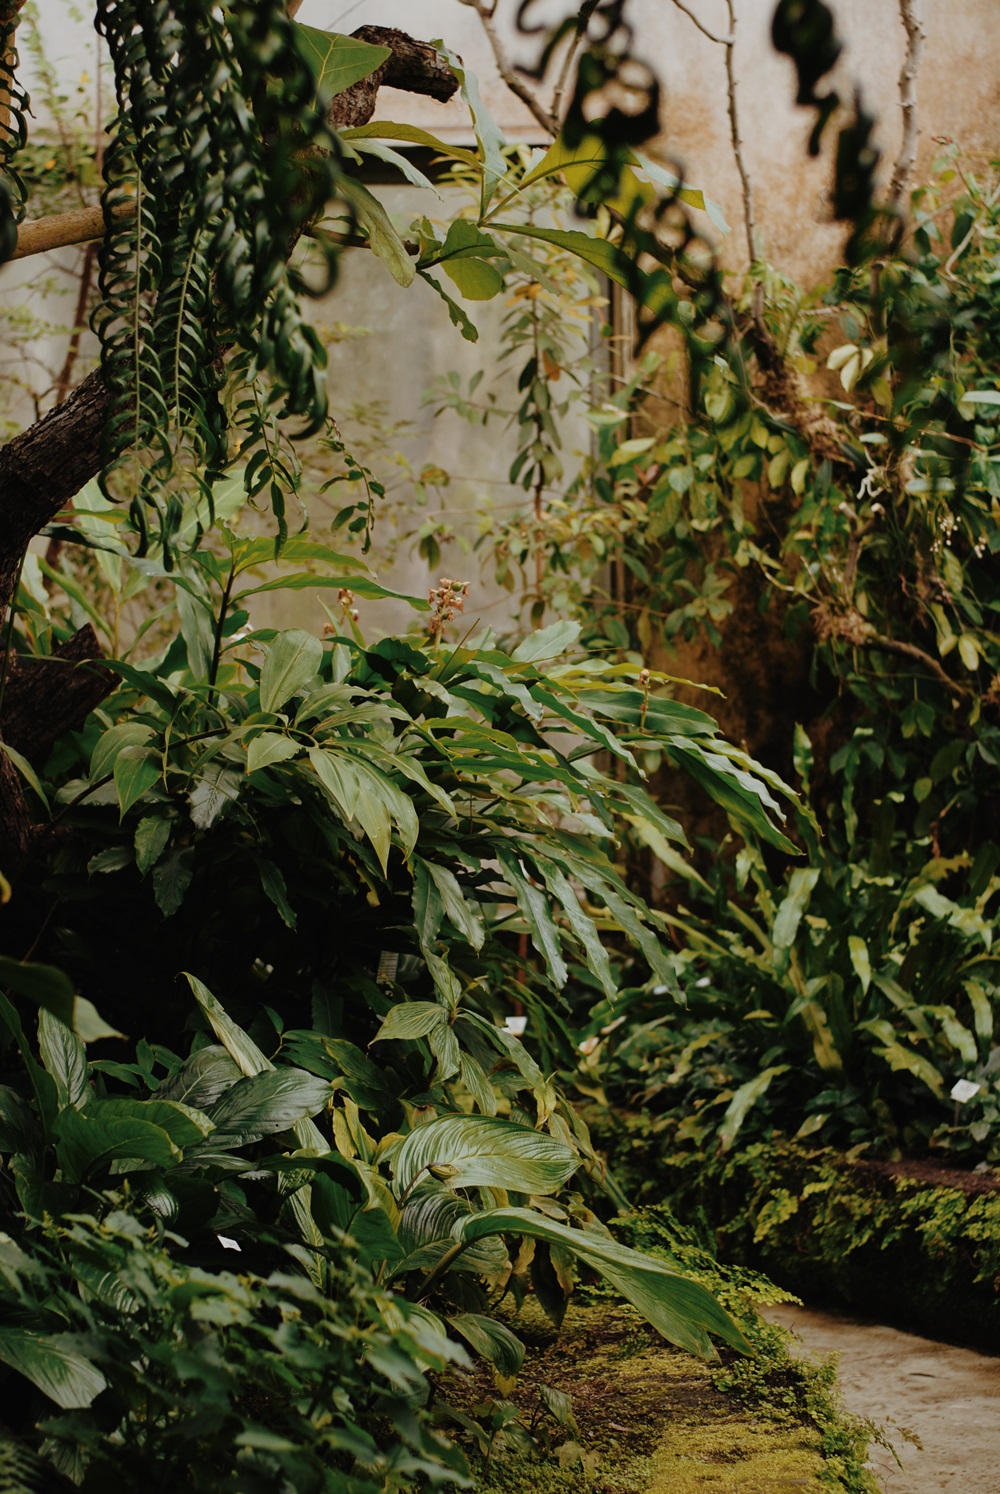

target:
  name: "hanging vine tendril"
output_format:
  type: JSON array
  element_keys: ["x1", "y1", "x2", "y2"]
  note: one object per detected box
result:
[
  {"x1": 0, "y1": 3, "x2": 29, "y2": 263},
  {"x1": 93, "y1": 0, "x2": 345, "y2": 557}
]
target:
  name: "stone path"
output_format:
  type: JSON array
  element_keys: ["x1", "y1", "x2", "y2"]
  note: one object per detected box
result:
[{"x1": 761, "y1": 1303, "x2": 1000, "y2": 1493}]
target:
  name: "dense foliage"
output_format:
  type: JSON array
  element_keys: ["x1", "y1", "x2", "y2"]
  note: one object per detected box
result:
[{"x1": 0, "y1": 3, "x2": 811, "y2": 1487}]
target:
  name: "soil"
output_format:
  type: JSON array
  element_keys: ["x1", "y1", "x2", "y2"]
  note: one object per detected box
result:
[
  {"x1": 847, "y1": 1158, "x2": 1000, "y2": 1197},
  {"x1": 762, "y1": 1302, "x2": 1000, "y2": 1493}
]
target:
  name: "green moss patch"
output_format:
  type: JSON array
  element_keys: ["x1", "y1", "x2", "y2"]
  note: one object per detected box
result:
[
  {"x1": 593, "y1": 1119, "x2": 1000, "y2": 1350},
  {"x1": 439, "y1": 1223, "x2": 879, "y2": 1493}
]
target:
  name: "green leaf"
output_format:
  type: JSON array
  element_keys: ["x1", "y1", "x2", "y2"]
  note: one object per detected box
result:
[
  {"x1": 38, "y1": 1008, "x2": 89, "y2": 1108},
  {"x1": 493, "y1": 223, "x2": 674, "y2": 319},
  {"x1": 535, "y1": 857, "x2": 616, "y2": 1001},
  {"x1": 372, "y1": 1002, "x2": 448, "y2": 1043},
  {"x1": 392, "y1": 1113, "x2": 578, "y2": 1195},
  {"x1": 246, "y1": 731, "x2": 302, "y2": 776},
  {"x1": 260, "y1": 630, "x2": 323, "y2": 714},
  {"x1": 0, "y1": 742, "x2": 49, "y2": 811},
  {"x1": 189, "y1": 764, "x2": 240, "y2": 830},
  {"x1": 157, "y1": 1045, "x2": 242, "y2": 1109},
  {"x1": 667, "y1": 740, "x2": 799, "y2": 854},
  {"x1": 772, "y1": 867, "x2": 821, "y2": 951},
  {"x1": 98, "y1": 1095, "x2": 213, "y2": 1150},
  {"x1": 718, "y1": 1066, "x2": 790, "y2": 1150},
  {"x1": 54, "y1": 1106, "x2": 178, "y2": 1181},
  {"x1": 113, "y1": 746, "x2": 161, "y2": 818},
  {"x1": 511, "y1": 620, "x2": 582, "y2": 662},
  {"x1": 425, "y1": 862, "x2": 485, "y2": 951},
  {"x1": 134, "y1": 816, "x2": 171, "y2": 874},
  {"x1": 417, "y1": 269, "x2": 480, "y2": 342},
  {"x1": 90, "y1": 721, "x2": 153, "y2": 782},
  {"x1": 448, "y1": 1313, "x2": 524, "y2": 1377},
  {"x1": 339, "y1": 120, "x2": 481, "y2": 173},
  {"x1": 152, "y1": 849, "x2": 194, "y2": 917},
  {"x1": 497, "y1": 848, "x2": 568, "y2": 989},
  {"x1": 293, "y1": 24, "x2": 391, "y2": 99},
  {"x1": 0, "y1": 1329, "x2": 106, "y2": 1409},
  {"x1": 186, "y1": 974, "x2": 271, "y2": 1077},
  {"x1": 441, "y1": 254, "x2": 505, "y2": 300},
  {"x1": 439, "y1": 47, "x2": 507, "y2": 216},
  {"x1": 258, "y1": 858, "x2": 297, "y2": 929},
  {"x1": 236, "y1": 572, "x2": 427, "y2": 607},
  {"x1": 339, "y1": 177, "x2": 415, "y2": 287},
  {"x1": 0, "y1": 958, "x2": 121, "y2": 1042},
  {"x1": 848, "y1": 935, "x2": 871, "y2": 996},
  {"x1": 205, "y1": 1069, "x2": 332, "y2": 1147},
  {"x1": 459, "y1": 1208, "x2": 748, "y2": 1359}
]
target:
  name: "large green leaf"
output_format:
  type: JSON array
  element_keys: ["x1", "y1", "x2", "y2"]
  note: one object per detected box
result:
[
  {"x1": 0, "y1": 959, "x2": 120, "y2": 1042},
  {"x1": 339, "y1": 177, "x2": 415, "y2": 287},
  {"x1": 113, "y1": 745, "x2": 161, "y2": 818},
  {"x1": 235, "y1": 572, "x2": 426, "y2": 606},
  {"x1": 441, "y1": 254, "x2": 504, "y2": 301},
  {"x1": 293, "y1": 24, "x2": 391, "y2": 99},
  {"x1": 448, "y1": 1313, "x2": 524, "y2": 1377},
  {"x1": 156, "y1": 1045, "x2": 242, "y2": 1109},
  {"x1": 373, "y1": 1002, "x2": 449, "y2": 1043},
  {"x1": 246, "y1": 731, "x2": 301, "y2": 776},
  {"x1": 666, "y1": 740, "x2": 798, "y2": 854},
  {"x1": 38, "y1": 1009, "x2": 88, "y2": 1109},
  {"x1": 460, "y1": 1208, "x2": 748, "y2": 1359},
  {"x1": 54, "y1": 1106, "x2": 178, "y2": 1182},
  {"x1": 439, "y1": 47, "x2": 507, "y2": 216},
  {"x1": 259, "y1": 630, "x2": 323, "y2": 714},
  {"x1": 0, "y1": 1330, "x2": 106, "y2": 1409},
  {"x1": 339, "y1": 120, "x2": 481, "y2": 173},
  {"x1": 511, "y1": 620, "x2": 581, "y2": 662},
  {"x1": 492, "y1": 222, "x2": 675, "y2": 320},
  {"x1": 496, "y1": 848, "x2": 569, "y2": 989},
  {"x1": 204, "y1": 1069, "x2": 332, "y2": 1147},
  {"x1": 392, "y1": 1114, "x2": 578, "y2": 1196}
]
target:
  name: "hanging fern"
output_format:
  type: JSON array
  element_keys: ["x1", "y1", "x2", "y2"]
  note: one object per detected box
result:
[
  {"x1": 92, "y1": 0, "x2": 347, "y2": 556},
  {"x1": 0, "y1": 4, "x2": 30, "y2": 262}
]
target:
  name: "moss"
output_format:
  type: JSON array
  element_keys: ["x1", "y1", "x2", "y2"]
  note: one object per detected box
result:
[
  {"x1": 646, "y1": 1417, "x2": 821, "y2": 1492},
  {"x1": 444, "y1": 1283, "x2": 877, "y2": 1494},
  {"x1": 590, "y1": 1114, "x2": 1000, "y2": 1350}
]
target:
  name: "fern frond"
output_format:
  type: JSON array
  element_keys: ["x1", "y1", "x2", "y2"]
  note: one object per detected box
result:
[{"x1": 91, "y1": 0, "x2": 345, "y2": 557}]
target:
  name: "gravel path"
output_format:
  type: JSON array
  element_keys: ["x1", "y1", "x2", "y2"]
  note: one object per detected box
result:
[{"x1": 761, "y1": 1303, "x2": 1000, "y2": 1493}]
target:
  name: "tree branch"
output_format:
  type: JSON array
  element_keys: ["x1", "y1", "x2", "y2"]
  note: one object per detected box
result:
[
  {"x1": 11, "y1": 200, "x2": 133, "y2": 261},
  {"x1": 722, "y1": 0, "x2": 755, "y2": 264},
  {"x1": 551, "y1": 0, "x2": 602, "y2": 128},
  {"x1": 668, "y1": 0, "x2": 730, "y2": 47},
  {"x1": 887, "y1": 0, "x2": 924, "y2": 211},
  {"x1": 467, "y1": 0, "x2": 557, "y2": 136}
]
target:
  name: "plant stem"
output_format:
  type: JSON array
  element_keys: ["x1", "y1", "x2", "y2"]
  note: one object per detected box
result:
[
  {"x1": 208, "y1": 562, "x2": 237, "y2": 701},
  {"x1": 416, "y1": 1238, "x2": 469, "y2": 1300}
]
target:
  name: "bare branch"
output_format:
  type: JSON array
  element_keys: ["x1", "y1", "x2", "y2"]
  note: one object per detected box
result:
[
  {"x1": 859, "y1": 632, "x2": 973, "y2": 698},
  {"x1": 887, "y1": 0, "x2": 925, "y2": 210},
  {"x1": 723, "y1": 0, "x2": 755, "y2": 263},
  {"x1": 467, "y1": 0, "x2": 557, "y2": 136},
  {"x1": 668, "y1": 0, "x2": 731, "y2": 47},
  {"x1": 551, "y1": 0, "x2": 602, "y2": 128}
]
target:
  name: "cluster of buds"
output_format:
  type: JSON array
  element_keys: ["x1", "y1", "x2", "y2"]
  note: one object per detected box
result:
[
  {"x1": 638, "y1": 666, "x2": 651, "y2": 729},
  {"x1": 428, "y1": 578, "x2": 470, "y2": 642},
  {"x1": 324, "y1": 589, "x2": 359, "y2": 636}
]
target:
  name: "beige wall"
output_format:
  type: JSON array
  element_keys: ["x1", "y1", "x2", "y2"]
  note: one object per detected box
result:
[{"x1": 294, "y1": 0, "x2": 1000, "y2": 282}]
